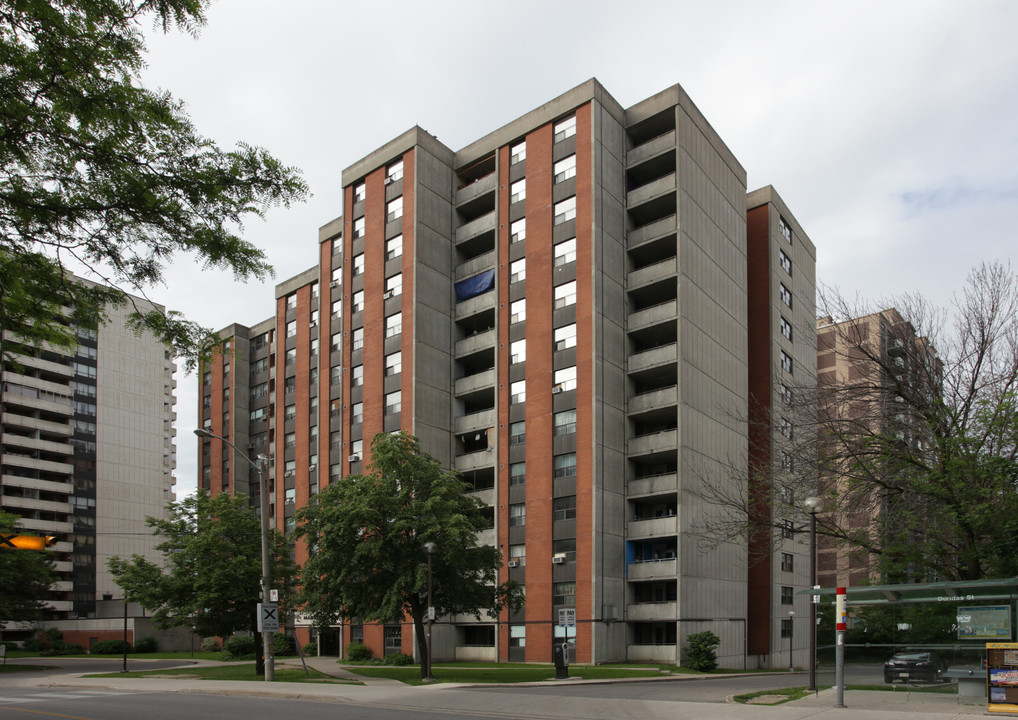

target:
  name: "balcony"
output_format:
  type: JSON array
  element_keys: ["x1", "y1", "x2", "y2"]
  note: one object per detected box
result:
[
  {"x1": 455, "y1": 368, "x2": 495, "y2": 397},
  {"x1": 455, "y1": 210, "x2": 496, "y2": 245},
  {"x1": 627, "y1": 472, "x2": 678, "y2": 498},
  {"x1": 455, "y1": 171, "x2": 496, "y2": 208},
  {"x1": 627, "y1": 173, "x2": 676, "y2": 209},
  {"x1": 454, "y1": 408, "x2": 495, "y2": 436},
  {"x1": 0, "y1": 495, "x2": 71, "y2": 514},
  {"x1": 1, "y1": 454, "x2": 73, "y2": 475},
  {"x1": 627, "y1": 601, "x2": 678, "y2": 622},
  {"x1": 628, "y1": 429, "x2": 678, "y2": 457},
  {"x1": 628, "y1": 386, "x2": 677, "y2": 416},
  {"x1": 17, "y1": 516, "x2": 73, "y2": 534},
  {"x1": 626, "y1": 557, "x2": 677, "y2": 580},
  {"x1": 0, "y1": 414, "x2": 71, "y2": 435},
  {"x1": 456, "y1": 250, "x2": 497, "y2": 281},
  {"x1": 628, "y1": 515, "x2": 677, "y2": 540},
  {"x1": 455, "y1": 291, "x2": 496, "y2": 319},
  {"x1": 0, "y1": 433, "x2": 72, "y2": 456},
  {"x1": 629, "y1": 257, "x2": 677, "y2": 290},
  {"x1": 1, "y1": 391, "x2": 72, "y2": 416},
  {"x1": 627, "y1": 643, "x2": 677, "y2": 664},
  {"x1": 455, "y1": 328, "x2": 496, "y2": 358},
  {"x1": 628, "y1": 214, "x2": 677, "y2": 249},
  {"x1": 628, "y1": 343, "x2": 677, "y2": 374},
  {"x1": 455, "y1": 448, "x2": 495, "y2": 473},
  {"x1": 628, "y1": 301, "x2": 677, "y2": 333},
  {"x1": 626, "y1": 129, "x2": 676, "y2": 167}
]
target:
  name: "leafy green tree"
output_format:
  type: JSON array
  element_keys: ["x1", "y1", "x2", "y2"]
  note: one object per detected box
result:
[
  {"x1": 296, "y1": 432, "x2": 524, "y2": 679},
  {"x1": 0, "y1": 511, "x2": 55, "y2": 627},
  {"x1": 683, "y1": 631, "x2": 720, "y2": 672},
  {"x1": 108, "y1": 490, "x2": 296, "y2": 658},
  {"x1": 0, "y1": 0, "x2": 307, "y2": 368}
]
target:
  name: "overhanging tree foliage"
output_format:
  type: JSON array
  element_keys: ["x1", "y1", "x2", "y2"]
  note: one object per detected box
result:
[
  {"x1": 108, "y1": 490, "x2": 296, "y2": 641},
  {"x1": 295, "y1": 432, "x2": 524, "y2": 679},
  {"x1": 0, "y1": 511, "x2": 55, "y2": 627},
  {"x1": 0, "y1": 0, "x2": 307, "y2": 368}
]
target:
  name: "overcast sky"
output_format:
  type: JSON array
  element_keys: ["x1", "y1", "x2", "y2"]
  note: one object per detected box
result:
[{"x1": 136, "y1": 0, "x2": 1017, "y2": 497}]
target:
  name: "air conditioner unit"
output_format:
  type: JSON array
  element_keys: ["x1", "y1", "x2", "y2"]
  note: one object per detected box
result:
[
  {"x1": 383, "y1": 290, "x2": 394, "y2": 299},
  {"x1": 552, "y1": 385, "x2": 563, "y2": 394},
  {"x1": 309, "y1": 464, "x2": 317, "y2": 472},
  {"x1": 330, "y1": 280, "x2": 340, "y2": 288},
  {"x1": 552, "y1": 556, "x2": 565, "y2": 564},
  {"x1": 384, "y1": 177, "x2": 395, "y2": 185},
  {"x1": 348, "y1": 454, "x2": 360, "y2": 462},
  {"x1": 284, "y1": 471, "x2": 294, "y2": 478},
  {"x1": 507, "y1": 559, "x2": 519, "y2": 568}
]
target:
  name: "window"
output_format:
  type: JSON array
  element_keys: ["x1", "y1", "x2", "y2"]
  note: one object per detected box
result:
[
  {"x1": 781, "y1": 618, "x2": 793, "y2": 638},
  {"x1": 352, "y1": 253, "x2": 364, "y2": 277},
  {"x1": 510, "y1": 543, "x2": 526, "y2": 565},
  {"x1": 779, "y1": 249, "x2": 792, "y2": 275},
  {"x1": 330, "y1": 331, "x2": 342, "y2": 353},
  {"x1": 351, "y1": 439, "x2": 363, "y2": 457},
  {"x1": 779, "y1": 384, "x2": 793, "y2": 405},
  {"x1": 250, "y1": 407, "x2": 267, "y2": 422},
  {"x1": 781, "y1": 350, "x2": 794, "y2": 375},
  {"x1": 510, "y1": 380, "x2": 526, "y2": 404},
  {"x1": 554, "y1": 154, "x2": 576, "y2": 183},
  {"x1": 285, "y1": 347, "x2": 296, "y2": 366},
  {"x1": 203, "y1": 370, "x2": 211, "y2": 385},
  {"x1": 385, "y1": 351, "x2": 402, "y2": 376},
  {"x1": 386, "y1": 234, "x2": 403, "y2": 260},
  {"x1": 385, "y1": 390, "x2": 401, "y2": 415},
  {"x1": 510, "y1": 420, "x2": 525, "y2": 445},
  {"x1": 331, "y1": 299, "x2": 342, "y2": 318},
  {"x1": 779, "y1": 283, "x2": 792, "y2": 308},
  {"x1": 554, "y1": 281, "x2": 576, "y2": 309},
  {"x1": 779, "y1": 216, "x2": 792, "y2": 242},
  {"x1": 330, "y1": 364, "x2": 342, "y2": 384},
  {"x1": 310, "y1": 337, "x2": 319, "y2": 356},
  {"x1": 780, "y1": 316, "x2": 793, "y2": 341},
  {"x1": 554, "y1": 115, "x2": 576, "y2": 142},
  {"x1": 332, "y1": 238, "x2": 342, "y2": 256},
  {"x1": 286, "y1": 294, "x2": 297, "y2": 310},
  {"x1": 553, "y1": 538, "x2": 576, "y2": 562},
  {"x1": 554, "y1": 238, "x2": 576, "y2": 266},
  {"x1": 509, "y1": 503, "x2": 526, "y2": 526},
  {"x1": 250, "y1": 382, "x2": 268, "y2": 401},
  {"x1": 510, "y1": 141, "x2": 526, "y2": 164},
  {"x1": 310, "y1": 309, "x2": 319, "y2": 326},
  {"x1": 510, "y1": 339, "x2": 526, "y2": 365},
  {"x1": 781, "y1": 452, "x2": 794, "y2": 472},
  {"x1": 554, "y1": 324, "x2": 576, "y2": 351},
  {"x1": 353, "y1": 182, "x2": 366, "y2": 203},
  {"x1": 553, "y1": 409, "x2": 576, "y2": 436},
  {"x1": 286, "y1": 320, "x2": 297, "y2": 338},
  {"x1": 352, "y1": 327, "x2": 364, "y2": 351},
  {"x1": 353, "y1": 217, "x2": 365, "y2": 239},
  {"x1": 553, "y1": 453, "x2": 577, "y2": 478},
  {"x1": 284, "y1": 404, "x2": 296, "y2": 420},
  {"x1": 554, "y1": 366, "x2": 577, "y2": 393},
  {"x1": 386, "y1": 160, "x2": 403, "y2": 183},
  {"x1": 284, "y1": 432, "x2": 296, "y2": 449},
  {"x1": 384, "y1": 624, "x2": 402, "y2": 654},
  {"x1": 352, "y1": 290, "x2": 364, "y2": 313},
  {"x1": 552, "y1": 582, "x2": 575, "y2": 606},
  {"x1": 385, "y1": 273, "x2": 402, "y2": 297},
  {"x1": 352, "y1": 365, "x2": 363, "y2": 387},
  {"x1": 781, "y1": 417, "x2": 793, "y2": 439},
  {"x1": 385, "y1": 312, "x2": 402, "y2": 337},
  {"x1": 510, "y1": 218, "x2": 526, "y2": 244},
  {"x1": 351, "y1": 402, "x2": 363, "y2": 424},
  {"x1": 510, "y1": 179, "x2": 526, "y2": 204},
  {"x1": 510, "y1": 462, "x2": 525, "y2": 485},
  {"x1": 554, "y1": 196, "x2": 576, "y2": 225},
  {"x1": 781, "y1": 519, "x2": 794, "y2": 539},
  {"x1": 553, "y1": 495, "x2": 576, "y2": 521},
  {"x1": 781, "y1": 553, "x2": 794, "y2": 572},
  {"x1": 284, "y1": 376, "x2": 295, "y2": 394},
  {"x1": 311, "y1": 282, "x2": 318, "y2": 298},
  {"x1": 510, "y1": 298, "x2": 526, "y2": 324},
  {"x1": 510, "y1": 259, "x2": 526, "y2": 283},
  {"x1": 781, "y1": 586, "x2": 794, "y2": 605},
  {"x1": 387, "y1": 196, "x2": 403, "y2": 222}
]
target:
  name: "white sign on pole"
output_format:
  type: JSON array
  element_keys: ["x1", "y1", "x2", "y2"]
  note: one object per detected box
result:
[
  {"x1": 257, "y1": 602, "x2": 279, "y2": 632},
  {"x1": 558, "y1": 608, "x2": 576, "y2": 628}
]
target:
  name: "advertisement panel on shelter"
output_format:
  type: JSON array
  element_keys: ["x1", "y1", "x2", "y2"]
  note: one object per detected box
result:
[{"x1": 958, "y1": 606, "x2": 1012, "y2": 640}]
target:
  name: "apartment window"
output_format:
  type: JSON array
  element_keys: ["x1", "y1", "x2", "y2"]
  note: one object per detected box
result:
[
  {"x1": 781, "y1": 586, "x2": 794, "y2": 605},
  {"x1": 332, "y1": 238, "x2": 342, "y2": 256},
  {"x1": 330, "y1": 331, "x2": 342, "y2": 353},
  {"x1": 352, "y1": 290, "x2": 364, "y2": 313},
  {"x1": 352, "y1": 364, "x2": 363, "y2": 387},
  {"x1": 286, "y1": 294, "x2": 297, "y2": 310},
  {"x1": 781, "y1": 553, "x2": 794, "y2": 572},
  {"x1": 779, "y1": 249, "x2": 792, "y2": 275},
  {"x1": 781, "y1": 350, "x2": 794, "y2": 375},
  {"x1": 385, "y1": 351, "x2": 402, "y2": 376},
  {"x1": 781, "y1": 417, "x2": 793, "y2": 439},
  {"x1": 510, "y1": 298, "x2": 526, "y2": 324},
  {"x1": 331, "y1": 299, "x2": 342, "y2": 318},
  {"x1": 353, "y1": 182, "x2": 366, "y2": 203},
  {"x1": 554, "y1": 366, "x2": 577, "y2": 393},
  {"x1": 553, "y1": 409, "x2": 576, "y2": 436},
  {"x1": 554, "y1": 281, "x2": 576, "y2": 309},
  {"x1": 385, "y1": 273, "x2": 402, "y2": 297},
  {"x1": 331, "y1": 266, "x2": 342, "y2": 286},
  {"x1": 554, "y1": 196, "x2": 577, "y2": 225},
  {"x1": 554, "y1": 238, "x2": 576, "y2": 266},
  {"x1": 552, "y1": 582, "x2": 575, "y2": 606},
  {"x1": 284, "y1": 432, "x2": 296, "y2": 449},
  {"x1": 387, "y1": 196, "x2": 403, "y2": 222},
  {"x1": 781, "y1": 618, "x2": 793, "y2": 638},
  {"x1": 510, "y1": 179, "x2": 526, "y2": 204},
  {"x1": 285, "y1": 488, "x2": 296, "y2": 506},
  {"x1": 510, "y1": 141, "x2": 526, "y2": 164},
  {"x1": 553, "y1": 453, "x2": 577, "y2": 479},
  {"x1": 509, "y1": 543, "x2": 525, "y2": 565},
  {"x1": 351, "y1": 402, "x2": 363, "y2": 424},
  {"x1": 352, "y1": 253, "x2": 364, "y2": 277},
  {"x1": 352, "y1": 327, "x2": 364, "y2": 351},
  {"x1": 510, "y1": 258, "x2": 526, "y2": 283},
  {"x1": 250, "y1": 407, "x2": 267, "y2": 422},
  {"x1": 330, "y1": 364, "x2": 342, "y2": 385},
  {"x1": 309, "y1": 366, "x2": 318, "y2": 384},
  {"x1": 554, "y1": 324, "x2": 576, "y2": 351},
  {"x1": 781, "y1": 519, "x2": 794, "y2": 539},
  {"x1": 779, "y1": 216, "x2": 792, "y2": 242},
  {"x1": 250, "y1": 382, "x2": 268, "y2": 401},
  {"x1": 781, "y1": 452, "x2": 794, "y2": 472},
  {"x1": 351, "y1": 439, "x2": 363, "y2": 457},
  {"x1": 780, "y1": 316, "x2": 793, "y2": 341},
  {"x1": 553, "y1": 538, "x2": 576, "y2": 563},
  {"x1": 385, "y1": 390, "x2": 401, "y2": 415},
  {"x1": 510, "y1": 339, "x2": 526, "y2": 365},
  {"x1": 203, "y1": 370, "x2": 211, "y2": 385},
  {"x1": 310, "y1": 309, "x2": 319, "y2": 326},
  {"x1": 509, "y1": 420, "x2": 525, "y2": 445},
  {"x1": 311, "y1": 282, "x2": 319, "y2": 298},
  {"x1": 286, "y1": 320, "x2": 297, "y2": 338},
  {"x1": 509, "y1": 462, "x2": 525, "y2": 486},
  {"x1": 284, "y1": 404, "x2": 296, "y2": 420},
  {"x1": 554, "y1": 154, "x2": 576, "y2": 183},
  {"x1": 385, "y1": 312, "x2": 402, "y2": 337},
  {"x1": 552, "y1": 495, "x2": 576, "y2": 521},
  {"x1": 554, "y1": 115, "x2": 576, "y2": 142},
  {"x1": 310, "y1": 337, "x2": 319, "y2": 356},
  {"x1": 353, "y1": 217, "x2": 365, "y2": 239},
  {"x1": 779, "y1": 283, "x2": 792, "y2": 308},
  {"x1": 285, "y1": 348, "x2": 296, "y2": 366},
  {"x1": 510, "y1": 379, "x2": 526, "y2": 404},
  {"x1": 509, "y1": 503, "x2": 526, "y2": 526},
  {"x1": 510, "y1": 218, "x2": 526, "y2": 244},
  {"x1": 386, "y1": 234, "x2": 403, "y2": 260},
  {"x1": 780, "y1": 384, "x2": 793, "y2": 405},
  {"x1": 284, "y1": 376, "x2": 295, "y2": 394},
  {"x1": 386, "y1": 159, "x2": 403, "y2": 183}
]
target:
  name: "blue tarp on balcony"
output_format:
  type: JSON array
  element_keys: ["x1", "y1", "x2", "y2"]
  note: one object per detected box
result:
[{"x1": 455, "y1": 269, "x2": 495, "y2": 302}]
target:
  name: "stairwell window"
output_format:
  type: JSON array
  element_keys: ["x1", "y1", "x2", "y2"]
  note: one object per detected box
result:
[
  {"x1": 385, "y1": 351, "x2": 402, "y2": 376},
  {"x1": 353, "y1": 216, "x2": 365, "y2": 239},
  {"x1": 352, "y1": 327, "x2": 364, "y2": 351},
  {"x1": 352, "y1": 290, "x2": 364, "y2": 313},
  {"x1": 510, "y1": 339, "x2": 526, "y2": 365},
  {"x1": 781, "y1": 350, "x2": 794, "y2": 375},
  {"x1": 353, "y1": 182, "x2": 366, "y2": 203},
  {"x1": 780, "y1": 316, "x2": 793, "y2": 341},
  {"x1": 779, "y1": 283, "x2": 792, "y2": 309},
  {"x1": 352, "y1": 365, "x2": 363, "y2": 387},
  {"x1": 385, "y1": 273, "x2": 402, "y2": 297},
  {"x1": 385, "y1": 390, "x2": 401, "y2": 415},
  {"x1": 779, "y1": 249, "x2": 792, "y2": 275}
]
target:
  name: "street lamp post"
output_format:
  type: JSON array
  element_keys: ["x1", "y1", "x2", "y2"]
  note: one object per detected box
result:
[
  {"x1": 788, "y1": 610, "x2": 795, "y2": 671},
  {"x1": 424, "y1": 541, "x2": 436, "y2": 681},
  {"x1": 804, "y1": 495, "x2": 823, "y2": 691},
  {"x1": 195, "y1": 428, "x2": 274, "y2": 682}
]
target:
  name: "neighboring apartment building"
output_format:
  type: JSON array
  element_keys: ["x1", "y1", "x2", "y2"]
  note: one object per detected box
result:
[
  {"x1": 0, "y1": 281, "x2": 177, "y2": 632},
  {"x1": 199, "y1": 79, "x2": 817, "y2": 668}
]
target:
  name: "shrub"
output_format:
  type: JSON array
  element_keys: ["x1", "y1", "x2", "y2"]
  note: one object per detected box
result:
[
  {"x1": 200, "y1": 637, "x2": 221, "y2": 652},
  {"x1": 684, "y1": 631, "x2": 720, "y2": 672},
  {"x1": 346, "y1": 642, "x2": 372, "y2": 662},
  {"x1": 134, "y1": 637, "x2": 158, "y2": 653},
  {"x1": 302, "y1": 641, "x2": 317, "y2": 656},
  {"x1": 23, "y1": 639, "x2": 44, "y2": 652},
  {"x1": 223, "y1": 635, "x2": 257, "y2": 660},
  {"x1": 44, "y1": 627, "x2": 63, "y2": 642},
  {"x1": 48, "y1": 642, "x2": 85, "y2": 655},
  {"x1": 1, "y1": 641, "x2": 18, "y2": 652},
  {"x1": 272, "y1": 632, "x2": 295, "y2": 657},
  {"x1": 383, "y1": 652, "x2": 414, "y2": 666},
  {"x1": 91, "y1": 639, "x2": 132, "y2": 655}
]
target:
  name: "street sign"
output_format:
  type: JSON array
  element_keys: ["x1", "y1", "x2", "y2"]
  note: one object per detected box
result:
[
  {"x1": 427, "y1": 606, "x2": 435, "y2": 621},
  {"x1": 257, "y1": 603, "x2": 279, "y2": 632},
  {"x1": 0, "y1": 534, "x2": 57, "y2": 551},
  {"x1": 269, "y1": 589, "x2": 278, "y2": 602},
  {"x1": 558, "y1": 608, "x2": 576, "y2": 628}
]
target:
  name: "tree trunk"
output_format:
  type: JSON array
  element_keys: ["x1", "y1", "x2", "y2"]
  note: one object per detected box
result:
[{"x1": 413, "y1": 612, "x2": 430, "y2": 680}]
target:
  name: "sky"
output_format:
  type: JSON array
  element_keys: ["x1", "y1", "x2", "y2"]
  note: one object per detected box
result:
[{"x1": 133, "y1": 0, "x2": 1018, "y2": 498}]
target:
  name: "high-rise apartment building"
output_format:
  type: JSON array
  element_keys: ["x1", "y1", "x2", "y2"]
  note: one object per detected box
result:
[
  {"x1": 200, "y1": 79, "x2": 817, "y2": 668},
  {"x1": 1, "y1": 281, "x2": 177, "y2": 627}
]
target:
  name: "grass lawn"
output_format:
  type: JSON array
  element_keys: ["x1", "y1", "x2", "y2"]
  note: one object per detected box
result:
[
  {"x1": 344, "y1": 663, "x2": 677, "y2": 686},
  {"x1": 86, "y1": 664, "x2": 353, "y2": 683}
]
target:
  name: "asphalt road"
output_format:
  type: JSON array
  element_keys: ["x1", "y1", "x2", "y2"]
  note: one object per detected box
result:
[{"x1": 3, "y1": 657, "x2": 199, "y2": 675}]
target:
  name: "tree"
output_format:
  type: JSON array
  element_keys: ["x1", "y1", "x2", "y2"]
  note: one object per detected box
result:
[
  {"x1": 0, "y1": 511, "x2": 55, "y2": 627},
  {"x1": 295, "y1": 432, "x2": 524, "y2": 679},
  {"x1": 108, "y1": 490, "x2": 296, "y2": 657},
  {"x1": 0, "y1": 0, "x2": 307, "y2": 369}
]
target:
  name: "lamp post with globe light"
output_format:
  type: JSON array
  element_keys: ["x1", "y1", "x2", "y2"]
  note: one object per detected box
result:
[{"x1": 804, "y1": 495, "x2": 823, "y2": 691}]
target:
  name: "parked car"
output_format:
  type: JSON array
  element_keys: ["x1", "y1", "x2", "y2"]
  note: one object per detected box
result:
[{"x1": 883, "y1": 651, "x2": 947, "y2": 683}]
